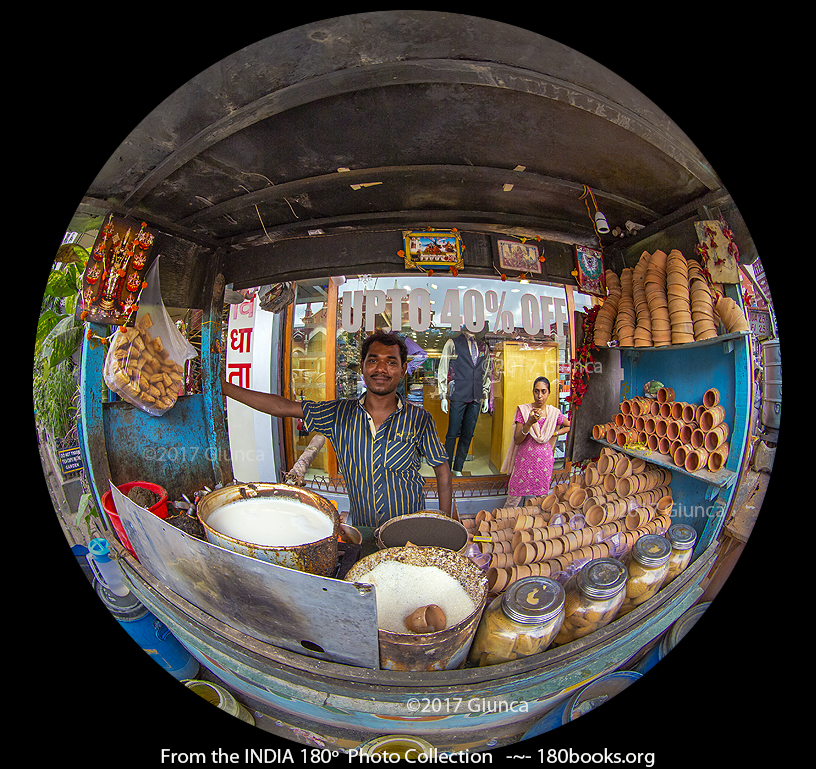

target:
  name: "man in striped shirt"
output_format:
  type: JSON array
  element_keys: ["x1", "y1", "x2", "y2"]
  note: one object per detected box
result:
[{"x1": 221, "y1": 330, "x2": 452, "y2": 527}]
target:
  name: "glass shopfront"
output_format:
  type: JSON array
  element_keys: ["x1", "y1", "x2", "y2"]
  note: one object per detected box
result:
[{"x1": 284, "y1": 275, "x2": 594, "y2": 484}]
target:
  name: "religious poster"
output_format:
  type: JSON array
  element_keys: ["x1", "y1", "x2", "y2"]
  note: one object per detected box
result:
[
  {"x1": 574, "y1": 244, "x2": 606, "y2": 297},
  {"x1": 694, "y1": 219, "x2": 740, "y2": 284},
  {"x1": 77, "y1": 214, "x2": 157, "y2": 325}
]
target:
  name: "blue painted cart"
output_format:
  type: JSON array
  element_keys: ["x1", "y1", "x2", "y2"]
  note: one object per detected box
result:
[{"x1": 76, "y1": 274, "x2": 746, "y2": 750}]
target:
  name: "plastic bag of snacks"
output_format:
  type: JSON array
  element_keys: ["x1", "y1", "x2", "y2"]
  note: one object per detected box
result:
[{"x1": 103, "y1": 257, "x2": 197, "y2": 416}]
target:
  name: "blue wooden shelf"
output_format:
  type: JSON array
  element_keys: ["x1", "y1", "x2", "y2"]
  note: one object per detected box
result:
[
  {"x1": 592, "y1": 438, "x2": 737, "y2": 490},
  {"x1": 613, "y1": 331, "x2": 751, "y2": 354}
]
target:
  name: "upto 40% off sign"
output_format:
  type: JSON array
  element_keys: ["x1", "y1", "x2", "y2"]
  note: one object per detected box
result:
[{"x1": 340, "y1": 287, "x2": 569, "y2": 336}]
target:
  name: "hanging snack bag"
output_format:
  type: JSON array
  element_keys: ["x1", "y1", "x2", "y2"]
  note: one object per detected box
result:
[{"x1": 103, "y1": 256, "x2": 197, "y2": 416}]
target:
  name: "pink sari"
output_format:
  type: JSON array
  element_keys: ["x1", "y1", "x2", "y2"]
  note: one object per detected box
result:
[{"x1": 501, "y1": 404, "x2": 563, "y2": 496}]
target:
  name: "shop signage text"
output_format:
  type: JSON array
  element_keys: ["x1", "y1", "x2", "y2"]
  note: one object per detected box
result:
[{"x1": 340, "y1": 287, "x2": 568, "y2": 337}]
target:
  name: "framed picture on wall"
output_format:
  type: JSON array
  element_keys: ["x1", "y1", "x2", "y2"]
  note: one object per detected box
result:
[
  {"x1": 491, "y1": 234, "x2": 545, "y2": 279},
  {"x1": 402, "y1": 230, "x2": 464, "y2": 272},
  {"x1": 574, "y1": 244, "x2": 606, "y2": 297}
]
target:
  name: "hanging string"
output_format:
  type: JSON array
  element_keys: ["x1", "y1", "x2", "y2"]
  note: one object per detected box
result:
[{"x1": 580, "y1": 184, "x2": 604, "y2": 243}]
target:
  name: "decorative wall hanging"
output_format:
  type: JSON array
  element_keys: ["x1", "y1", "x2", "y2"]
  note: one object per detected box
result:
[
  {"x1": 401, "y1": 230, "x2": 464, "y2": 275},
  {"x1": 77, "y1": 214, "x2": 157, "y2": 325},
  {"x1": 574, "y1": 244, "x2": 606, "y2": 297},
  {"x1": 694, "y1": 218, "x2": 740, "y2": 284},
  {"x1": 490, "y1": 234, "x2": 545, "y2": 281}
]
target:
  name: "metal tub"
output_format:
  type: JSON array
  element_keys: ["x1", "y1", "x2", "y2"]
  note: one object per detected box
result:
[
  {"x1": 345, "y1": 546, "x2": 488, "y2": 671},
  {"x1": 197, "y1": 483, "x2": 339, "y2": 576}
]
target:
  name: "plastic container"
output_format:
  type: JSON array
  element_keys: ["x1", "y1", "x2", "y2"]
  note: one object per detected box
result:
[
  {"x1": 618, "y1": 534, "x2": 672, "y2": 616},
  {"x1": 662, "y1": 524, "x2": 698, "y2": 586},
  {"x1": 553, "y1": 558, "x2": 627, "y2": 644},
  {"x1": 86, "y1": 538, "x2": 129, "y2": 596},
  {"x1": 469, "y1": 577, "x2": 565, "y2": 666},
  {"x1": 101, "y1": 481, "x2": 169, "y2": 556},
  {"x1": 95, "y1": 579, "x2": 199, "y2": 680}
]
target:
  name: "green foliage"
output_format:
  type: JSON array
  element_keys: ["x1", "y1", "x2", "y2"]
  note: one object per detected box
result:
[
  {"x1": 34, "y1": 243, "x2": 90, "y2": 437},
  {"x1": 37, "y1": 315, "x2": 83, "y2": 373},
  {"x1": 33, "y1": 359, "x2": 78, "y2": 440},
  {"x1": 75, "y1": 492, "x2": 101, "y2": 537},
  {"x1": 36, "y1": 246, "x2": 89, "y2": 371}
]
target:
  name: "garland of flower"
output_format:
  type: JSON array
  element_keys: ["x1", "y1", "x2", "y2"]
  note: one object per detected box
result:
[{"x1": 567, "y1": 304, "x2": 600, "y2": 420}]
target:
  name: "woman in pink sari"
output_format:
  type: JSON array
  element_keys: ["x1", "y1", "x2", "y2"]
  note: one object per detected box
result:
[{"x1": 501, "y1": 377, "x2": 570, "y2": 506}]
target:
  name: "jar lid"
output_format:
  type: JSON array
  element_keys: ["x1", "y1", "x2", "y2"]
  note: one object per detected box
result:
[
  {"x1": 632, "y1": 534, "x2": 672, "y2": 567},
  {"x1": 667, "y1": 523, "x2": 697, "y2": 550},
  {"x1": 501, "y1": 576, "x2": 565, "y2": 624},
  {"x1": 577, "y1": 558, "x2": 627, "y2": 599}
]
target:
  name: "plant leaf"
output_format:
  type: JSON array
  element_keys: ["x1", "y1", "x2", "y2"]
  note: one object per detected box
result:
[
  {"x1": 44, "y1": 269, "x2": 78, "y2": 298},
  {"x1": 56, "y1": 243, "x2": 90, "y2": 265},
  {"x1": 39, "y1": 315, "x2": 82, "y2": 369}
]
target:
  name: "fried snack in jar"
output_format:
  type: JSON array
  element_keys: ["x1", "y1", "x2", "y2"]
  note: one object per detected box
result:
[
  {"x1": 552, "y1": 558, "x2": 627, "y2": 645},
  {"x1": 662, "y1": 523, "x2": 697, "y2": 587},
  {"x1": 469, "y1": 577, "x2": 565, "y2": 666},
  {"x1": 618, "y1": 534, "x2": 672, "y2": 616}
]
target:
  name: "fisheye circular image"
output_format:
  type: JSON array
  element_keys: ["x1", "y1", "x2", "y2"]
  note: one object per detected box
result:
[{"x1": 35, "y1": 10, "x2": 782, "y2": 764}]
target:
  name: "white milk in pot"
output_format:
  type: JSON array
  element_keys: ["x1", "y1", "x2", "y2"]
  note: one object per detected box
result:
[{"x1": 206, "y1": 497, "x2": 334, "y2": 547}]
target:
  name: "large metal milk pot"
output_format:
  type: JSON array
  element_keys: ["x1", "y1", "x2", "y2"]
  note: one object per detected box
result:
[{"x1": 197, "y1": 483, "x2": 339, "y2": 576}]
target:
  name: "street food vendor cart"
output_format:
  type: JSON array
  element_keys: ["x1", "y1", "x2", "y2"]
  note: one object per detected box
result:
[{"x1": 59, "y1": 11, "x2": 775, "y2": 753}]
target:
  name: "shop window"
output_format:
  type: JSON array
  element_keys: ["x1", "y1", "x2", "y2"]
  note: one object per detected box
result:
[
  {"x1": 286, "y1": 274, "x2": 593, "y2": 483},
  {"x1": 289, "y1": 283, "x2": 332, "y2": 476}
]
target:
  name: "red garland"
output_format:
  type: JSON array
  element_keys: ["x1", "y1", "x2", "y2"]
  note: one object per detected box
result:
[{"x1": 567, "y1": 304, "x2": 600, "y2": 418}]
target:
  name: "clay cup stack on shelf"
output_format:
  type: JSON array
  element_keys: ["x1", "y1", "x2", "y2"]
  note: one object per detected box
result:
[
  {"x1": 469, "y1": 448, "x2": 673, "y2": 594},
  {"x1": 645, "y1": 250, "x2": 671, "y2": 347},
  {"x1": 714, "y1": 295, "x2": 750, "y2": 334},
  {"x1": 688, "y1": 260, "x2": 718, "y2": 341},
  {"x1": 592, "y1": 386, "x2": 731, "y2": 474},
  {"x1": 632, "y1": 255, "x2": 652, "y2": 347},
  {"x1": 613, "y1": 268, "x2": 636, "y2": 347},
  {"x1": 593, "y1": 270, "x2": 620, "y2": 346},
  {"x1": 666, "y1": 250, "x2": 694, "y2": 344},
  {"x1": 592, "y1": 249, "x2": 749, "y2": 348}
]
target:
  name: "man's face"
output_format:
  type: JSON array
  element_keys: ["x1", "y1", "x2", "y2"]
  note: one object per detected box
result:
[{"x1": 362, "y1": 341, "x2": 407, "y2": 396}]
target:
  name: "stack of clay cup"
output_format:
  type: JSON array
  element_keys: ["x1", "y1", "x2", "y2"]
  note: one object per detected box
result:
[
  {"x1": 595, "y1": 250, "x2": 738, "y2": 349},
  {"x1": 645, "y1": 250, "x2": 671, "y2": 347},
  {"x1": 477, "y1": 448, "x2": 672, "y2": 594},
  {"x1": 666, "y1": 250, "x2": 695, "y2": 344},
  {"x1": 613, "y1": 268, "x2": 636, "y2": 347},
  {"x1": 632, "y1": 252, "x2": 652, "y2": 347},
  {"x1": 714, "y1": 295, "x2": 750, "y2": 334},
  {"x1": 688, "y1": 261, "x2": 718, "y2": 341},
  {"x1": 591, "y1": 386, "x2": 731, "y2": 474},
  {"x1": 594, "y1": 270, "x2": 621, "y2": 346}
]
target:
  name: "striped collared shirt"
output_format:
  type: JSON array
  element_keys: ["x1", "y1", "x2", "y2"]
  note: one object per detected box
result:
[{"x1": 301, "y1": 393, "x2": 448, "y2": 527}]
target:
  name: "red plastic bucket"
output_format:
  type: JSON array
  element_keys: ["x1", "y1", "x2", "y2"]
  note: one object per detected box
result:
[{"x1": 101, "y1": 481, "x2": 169, "y2": 557}]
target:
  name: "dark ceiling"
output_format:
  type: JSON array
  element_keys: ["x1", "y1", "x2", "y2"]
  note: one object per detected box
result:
[{"x1": 78, "y1": 12, "x2": 732, "y2": 261}]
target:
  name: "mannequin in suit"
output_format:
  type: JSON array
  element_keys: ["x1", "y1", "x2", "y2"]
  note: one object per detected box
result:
[{"x1": 437, "y1": 330, "x2": 491, "y2": 475}]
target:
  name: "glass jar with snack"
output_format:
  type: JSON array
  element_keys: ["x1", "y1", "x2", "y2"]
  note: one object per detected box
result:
[
  {"x1": 553, "y1": 558, "x2": 628, "y2": 645},
  {"x1": 662, "y1": 523, "x2": 697, "y2": 586},
  {"x1": 618, "y1": 534, "x2": 672, "y2": 616},
  {"x1": 469, "y1": 577, "x2": 565, "y2": 666}
]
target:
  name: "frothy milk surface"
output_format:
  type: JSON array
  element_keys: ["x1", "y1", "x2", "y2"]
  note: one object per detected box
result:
[{"x1": 206, "y1": 497, "x2": 333, "y2": 547}]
